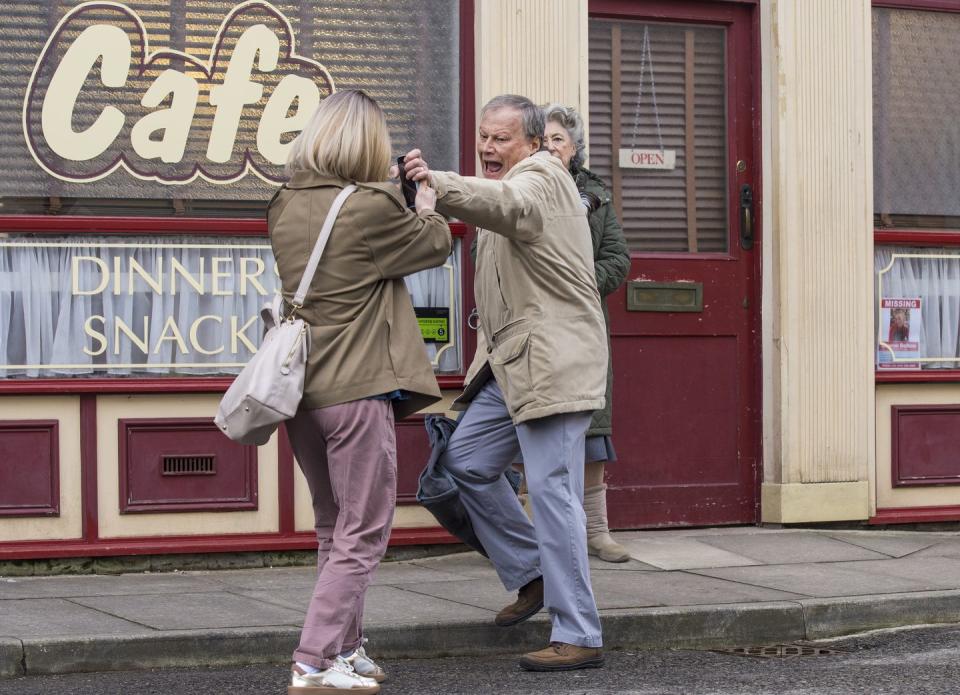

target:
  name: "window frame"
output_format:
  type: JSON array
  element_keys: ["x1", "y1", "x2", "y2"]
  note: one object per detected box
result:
[
  {"x1": 0, "y1": 0, "x2": 476, "y2": 394},
  {"x1": 873, "y1": 0, "x2": 960, "y2": 382}
]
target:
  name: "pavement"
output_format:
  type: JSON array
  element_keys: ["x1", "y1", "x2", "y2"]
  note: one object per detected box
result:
[{"x1": 2, "y1": 526, "x2": 960, "y2": 678}]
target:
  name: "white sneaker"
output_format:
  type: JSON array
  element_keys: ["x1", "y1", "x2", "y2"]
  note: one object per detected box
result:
[
  {"x1": 288, "y1": 657, "x2": 380, "y2": 694},
  {"x1": 343, "y1": 640, "x2": 387, "y2": 683}
]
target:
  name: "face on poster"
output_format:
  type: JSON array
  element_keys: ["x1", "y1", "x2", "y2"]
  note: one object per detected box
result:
[{"x1": 877, "y1": 298, "x2": 923, "y2": 371}]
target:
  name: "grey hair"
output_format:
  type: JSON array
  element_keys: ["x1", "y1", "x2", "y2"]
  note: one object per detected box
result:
[
  {"x1": 480, "y1": 94, "x2": 544, "y2": 145},
  {"x1": 542, "y1": 103, "x2": 586, "y2": 170}
]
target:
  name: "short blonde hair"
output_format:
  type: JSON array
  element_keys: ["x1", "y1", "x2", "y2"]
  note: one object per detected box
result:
[{"x1": 286, "y1": 89, "x2": 391, "y2": 182}]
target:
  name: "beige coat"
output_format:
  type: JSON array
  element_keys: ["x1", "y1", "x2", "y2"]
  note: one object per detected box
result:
[
  {"x1": 431, "y1": 152, "x2": 608, "y2": 424},
  {"x1": 269, "y1": 171, "x2": 452, "y2": 419}
]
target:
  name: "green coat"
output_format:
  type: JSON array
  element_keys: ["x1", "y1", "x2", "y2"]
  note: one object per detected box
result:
[{"x1": 572, "y1": 165, "x2": 630, "y2": 437}]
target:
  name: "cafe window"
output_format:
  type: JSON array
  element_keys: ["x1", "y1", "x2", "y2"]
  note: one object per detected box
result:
[
  {"x1": 873, "y1": 6, "x2": 960, "y2": 231},
  {"x1": 875, "y1": 247, "x2": 960, "y2": 371},
  {"x1": 873, "y1": 3, "x2": 960, "y2": 377},
  {"x1": 0, "y1": 236, "x2": 462, "y2": 378},
  {"x1": 1, "y1": 0, "x2": 460, "y2": 217},
  {"x1": 0, "y1": 1, "x2": 465, "y2": 379}
]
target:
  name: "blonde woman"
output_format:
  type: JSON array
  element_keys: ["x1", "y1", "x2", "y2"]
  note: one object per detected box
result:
[{"x1": 270, "y1": 89, "x2": 451, "y2": 693}]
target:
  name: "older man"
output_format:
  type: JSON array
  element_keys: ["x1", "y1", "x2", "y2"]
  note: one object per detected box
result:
[{"x1": 405, "y1": 94, "x2": 608, "y2": 671}]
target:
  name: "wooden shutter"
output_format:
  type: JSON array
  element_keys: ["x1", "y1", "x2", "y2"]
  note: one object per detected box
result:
[{"x1": 588, "y1": 19, "x2": 728, "y2": 253}]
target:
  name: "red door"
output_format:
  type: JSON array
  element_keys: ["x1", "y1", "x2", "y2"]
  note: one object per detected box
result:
[{"x1": 588, "y1": 1, "x2": 761, "y2": 527}]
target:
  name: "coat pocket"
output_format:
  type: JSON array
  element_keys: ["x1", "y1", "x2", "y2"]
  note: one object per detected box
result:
[
  {"x1": 490, "y1": 330, "x2": 530, "y2": 366},
  {"x1": 490, "y1": 330, "x2": 534, "y2": 414}
]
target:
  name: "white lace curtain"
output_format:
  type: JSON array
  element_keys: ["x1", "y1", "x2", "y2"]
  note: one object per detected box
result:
[
  {"x1": 0, "y1": 237, "x2": 276, "y2": 376},
  {"x1": 875, "y1": 246, "x2": 960, "y2": 367},
  {"x1": 406, "y1": 239, "x2": 462, "y2": 374},
  {"x1": 0, "y1": 236, "x2": 461, "y2": 377}
]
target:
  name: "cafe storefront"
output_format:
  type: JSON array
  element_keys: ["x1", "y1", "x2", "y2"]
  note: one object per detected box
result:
[
  {"x1": 0, "y1": 0, "x2": 472, "y2": 559},
  {"x1": 2, "y1": 0, "x2": 960, "y2": 562}
]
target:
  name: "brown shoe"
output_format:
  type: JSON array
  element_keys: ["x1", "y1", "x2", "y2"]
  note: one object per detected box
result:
[
  {"x1": 519, "y1": 642, "x2": 604, "y2": 671},
  {"x1": 494, "y1": 576, "x2": 543, "y2": 627}
]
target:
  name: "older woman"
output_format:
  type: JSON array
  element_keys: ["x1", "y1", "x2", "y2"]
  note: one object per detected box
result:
[
  {"x1": 542, "y1": 103, "x2": 631, "y2": 564},
  {"x1": 271, "y1": 89, "x2": 451, "y2": 693}
]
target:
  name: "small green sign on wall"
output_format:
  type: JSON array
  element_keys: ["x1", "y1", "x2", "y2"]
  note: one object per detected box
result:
[{"x1": 414, "y1": 307, "x2": 450, "y2": 343}]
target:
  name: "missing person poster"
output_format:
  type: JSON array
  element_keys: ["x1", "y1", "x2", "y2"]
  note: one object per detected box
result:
[{"x1": 877, "y1": 298, "x2": 923, "y2": 371}]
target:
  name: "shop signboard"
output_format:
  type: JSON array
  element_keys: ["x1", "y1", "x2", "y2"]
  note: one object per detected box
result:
[
  {"x1": 5, "y1": 0, "x2": 461, "y2": 205},
  {"x1": 23, "y1": 1, "x2": 332, "y2": 186}
]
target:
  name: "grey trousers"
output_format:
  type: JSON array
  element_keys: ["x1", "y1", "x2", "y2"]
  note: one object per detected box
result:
[{"x1": 439, "y1": 380, "x2": 602, "y2": 648}]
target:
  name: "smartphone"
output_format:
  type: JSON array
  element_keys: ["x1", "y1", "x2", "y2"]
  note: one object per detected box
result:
[{"x1": 397, "y1": 156, "x2": 418, "y2": 209}]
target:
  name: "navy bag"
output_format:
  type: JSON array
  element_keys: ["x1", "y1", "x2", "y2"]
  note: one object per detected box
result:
[{"x1": 416, "y1": 414, "x2": 521, "y2": 557}]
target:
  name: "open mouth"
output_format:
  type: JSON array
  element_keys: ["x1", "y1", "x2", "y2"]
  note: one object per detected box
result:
[{"x1": 483, "y1": 160, "x2": 504, "y2": 176}]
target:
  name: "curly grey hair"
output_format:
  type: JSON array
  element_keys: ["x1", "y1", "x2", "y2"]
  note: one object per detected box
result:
[
  {"x1": 542, "y1": 103, "x2": 586, "y2": 170},
  {"x1": 480, "y1": 94, "x2": 545, "y2": 145}
]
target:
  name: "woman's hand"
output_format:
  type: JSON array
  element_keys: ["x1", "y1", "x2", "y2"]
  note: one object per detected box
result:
[{"x1": 415, "y1": 183, "x2": 437, "y2": 214}]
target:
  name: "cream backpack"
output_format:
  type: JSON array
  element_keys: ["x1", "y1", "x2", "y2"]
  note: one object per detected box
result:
[{"x1": 215, "y1": 185, "x2": 357, "y2": 445}]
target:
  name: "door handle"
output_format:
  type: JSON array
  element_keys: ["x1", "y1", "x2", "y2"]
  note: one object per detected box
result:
[{"x1": 739, "y1": 184, "x2": 754, "y2": 250}]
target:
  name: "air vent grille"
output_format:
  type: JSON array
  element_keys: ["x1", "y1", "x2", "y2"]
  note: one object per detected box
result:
[{"x1": 161, "y1": 455, "x2": 215, "y2": 476}]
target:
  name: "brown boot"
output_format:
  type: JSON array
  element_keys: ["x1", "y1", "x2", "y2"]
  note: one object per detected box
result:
[
  {"x1": 519, "y1": 642, "x2": 604, "y2": 671},
  {"x1": 584, "y1": 484, "x2": 630, "y2": 563},
  {"x1": 494, "y1": 576, "x2": 543, "y2": 627}
]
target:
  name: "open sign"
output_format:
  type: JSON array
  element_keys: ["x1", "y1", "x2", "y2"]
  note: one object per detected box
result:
[{"x1": 618, "y1": 148, "x2": 676, "y2": 170}]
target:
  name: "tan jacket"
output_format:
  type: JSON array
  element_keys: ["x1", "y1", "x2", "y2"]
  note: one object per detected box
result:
[
  {"x1": 269, "y1": 171, "x2": 452, "y2": 419},
  {"x1": 431, "y1": 152, "x2": 608, "y2": 424}
]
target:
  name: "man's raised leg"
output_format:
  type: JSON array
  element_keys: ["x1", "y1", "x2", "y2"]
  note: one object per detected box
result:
[{"x1": 439, "y1": 380, "x2": 541, "y2": 592}]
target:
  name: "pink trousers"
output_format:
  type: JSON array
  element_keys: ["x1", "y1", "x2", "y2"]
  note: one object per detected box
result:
[{"x1": 285, "y1": 398, "x2": 397, "y2": 669}]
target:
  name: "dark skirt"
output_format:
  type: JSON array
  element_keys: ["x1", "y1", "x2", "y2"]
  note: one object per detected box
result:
[
  {"x1": 585, "y1": 435, "x2": 617, "y2": 463},
  {"x1": 512, "y1": 434, "x2": 617, "y2": 465}
]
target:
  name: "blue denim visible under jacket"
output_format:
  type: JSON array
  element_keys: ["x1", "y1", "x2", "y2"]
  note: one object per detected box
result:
[{"x1": 416, "y1": 414, "x2": 520, "y2": 557}]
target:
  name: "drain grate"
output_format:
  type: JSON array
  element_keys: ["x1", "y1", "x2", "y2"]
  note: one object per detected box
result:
[{"x1": 716, "y1": 644, "x2": 843, "y2": 659}]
